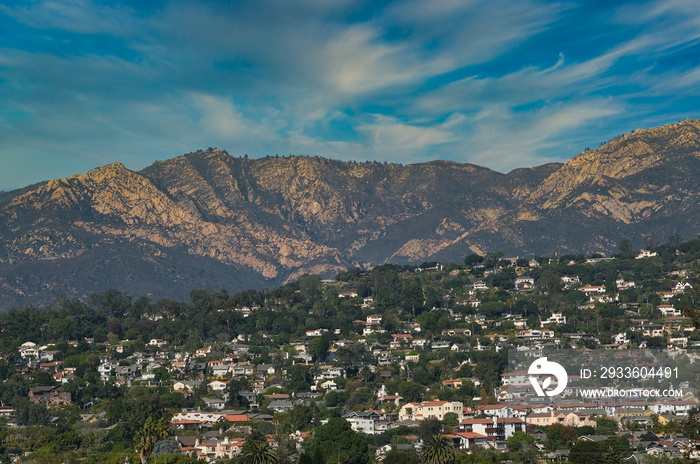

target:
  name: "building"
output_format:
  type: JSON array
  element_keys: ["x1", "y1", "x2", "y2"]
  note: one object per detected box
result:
[
  {"x1": 399, "y1": 401, "x2": 464, "y2": 421},
  {"x1": 458, "y1": 417, "x2": 526, "y2": 441},
  {"x1": 526, "y1": 410, "x2": 597, "y2": 428},
  {"x1": 344, "y1": 411, "x2": 381, "y2": 434},
  {"x1": 29, "y1": 386, "x2": 71, "y2": 405}
]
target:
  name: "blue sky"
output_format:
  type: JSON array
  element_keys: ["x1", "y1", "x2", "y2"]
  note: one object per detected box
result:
[{"x1": 1, "y1": 0, "x2": 700, "y2": 190}]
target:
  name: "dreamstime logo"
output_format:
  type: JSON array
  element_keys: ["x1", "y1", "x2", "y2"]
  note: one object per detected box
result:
[{"x1": 528, "y1": 357, "x2": 568, "y2": 397}]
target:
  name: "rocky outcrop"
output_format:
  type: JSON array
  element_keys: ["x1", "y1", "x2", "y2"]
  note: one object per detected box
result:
[{"x1": 2, "y1": 120, "x2": 700, "y2": 306}]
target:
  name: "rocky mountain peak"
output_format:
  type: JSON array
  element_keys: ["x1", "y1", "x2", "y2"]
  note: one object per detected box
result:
[
  {"x1": 2, "y1": 120, "x2": 700, "y2": 307},
  {"x1": 531, "y1": 119, "x2": 700, "y2": 208}
]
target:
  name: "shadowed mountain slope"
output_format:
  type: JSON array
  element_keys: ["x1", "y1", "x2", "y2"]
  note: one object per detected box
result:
[{"x1": 2, "y1": 120, "x2": 700, "y2": 307}]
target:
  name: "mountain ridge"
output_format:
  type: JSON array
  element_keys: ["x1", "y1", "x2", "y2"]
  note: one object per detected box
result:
[{"x1": 2, "y1": 120, "x2": 700, "y2": 307}]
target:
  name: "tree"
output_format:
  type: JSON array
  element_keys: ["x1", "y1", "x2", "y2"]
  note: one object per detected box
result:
[
  {"x1": 568, "y1": 439, "x2": 601, "y2": 464},
  {"x1": 134, "y1": 417, "x2": 170, "y2": 464},
  {"x1": 309, "y1": 334, "x2": 331, "y2": 362},
  {"x1": 418, "y1": 418, "x2": 443, "y2": 441},
  {"x1": 227, "y1": 378, "x2": 251, "y2": 409},
  {"x1": 442, "y1": 412, "x2": 459, "y2": 430},
  {"x1": 506, "y1": 431, "x2": 535, "y2": 452},
  {"x1": 682, "y1": 281, "x2": 700, "y2": 331},
  {"x1": 420, "y1": 435, "x2": 455, "y2": 464},
  {"x1": 241, "y1": 439, "x2": 278, "y2": 464},
  {"x1": 619, "y1": 238, "x2": 634, "y2": 256},
  {"x1": 305, "y1": 417, "x2": 370, "y2": 464},
  {"x1": 12, "y1": 396, "x2": 48, "y2": 425},
  {"x1": 507, "y1": 431, "x2": 538, "y2": 463},
  {"x1": 121, "y1": 386, "x2": 171, "y2": 438},
  {"x1": 383, "y1": 450, "x2": 419, "y2": 464},
  {"x1": 668, "y1": 233, "x2": 684, "y2": 248}
]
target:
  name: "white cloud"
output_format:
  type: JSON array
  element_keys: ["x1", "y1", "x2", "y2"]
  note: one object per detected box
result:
[
  {"x1": 357, "y1": 115, "x2": 457, "y2": 161},
  {"x1": 1, "y1": 0, "x2": 700, "y2": 189}
]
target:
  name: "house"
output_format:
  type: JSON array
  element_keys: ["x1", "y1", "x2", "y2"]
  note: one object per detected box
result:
[
  {"x1": 202, "y1": 398, "x2": 226, "y2": 410},
  {"x1": 215, "y1": 437, "x2": 246, "y2": 460},
  {"x1": 445, "y1": 432, "x2": 489, "y2": 450},
  {"x1": 320, "y1": 380, "x2": 337, "y2": 390},
  {"x1": 473, "y1": 281, "x2": 488, "y2": 291},
  {"x1": 476, "y1": 405, "x2": 514, "y2": 419},
  {"x1": 313, "y1": 366, "x2": 345, "y2": 381},
  {"x1": 515, "y1": 277, "x2": 535, "y2": 291},
  {"x1": 344, "y1": 411, "x2": 381, "y2": 435},
  {"x1": 658, "y1": 305, "x2": 681, "y2": 317},
  {"x1": 305, "y1": 329, "x2": 328, "y2": 337},
  {"x1": 268, "y1": 400, "x2": 294, "y2": 413},
  {"x1": 517, "y1": 329, "x2": 554, "y2": 340},
  {"x1": 635, "y1": 250, "x2": 657, "y2": 259},
  {"x1": 19, "y1": 342, "x2": 40, "y2": 359},
  {"x1": 616, "y1": 279, "x2": 636, "y2": 290},
  {"x1": 399, "y1": 401, "x2": 464, "y2": 421},
  {"x1": 526, "y1": 410, "x2": 596, "y2": 428},
  {"x1": 458, "y1": 417, "x2": 526, "y2": 441},
  {"x1": 580, "y1": 285, "x2": 607, "y2": 295},
  {"x1": 674, "y1": 282, "x2": 692, "y2": 293},
  {"x1": 220, "y1": 414, "x2": 250, "y2": 423},
  {"x1": 634, "y1": 250, "x2": 656, "y2": 259},
  {"x1": 560, "y1": 276, "x2": 580, "y2": 287},
  {"x1": 29, "y1": 386, "x2": 71, "y2": 405},
  {"x1": 668, "y1": 337, "x2": 688, "y2": 347},
  {"x1": 208, "y1": 380, "x2": 227, "y2": 391},
  {"x1": 405, "y1": 353, "x2": 420, "y2": 362},
  {"x1": 443, "y1": 379, "x2": 464, "y2": 389},
  {"x1": 614, "y1": 333, "x2": 630, "y2": 345},
  {"x1": 541, "y1": 313, "x2": 567, "y2": 326},
  {"x1": 173, "y1": 380, "x2": 202, "y2": 392},
  {"x1": 500, "y1": 370, "x2": 530, "y2": 387},
  {"x1": 590, "y1": 294, "x2": 614, "y2": 304},
  {"x1": 431, "y1": 341, "x2": 451, "y2": 350},
  {"x1": 632, "y1": 323, "x2": 664, "y2": 338}
]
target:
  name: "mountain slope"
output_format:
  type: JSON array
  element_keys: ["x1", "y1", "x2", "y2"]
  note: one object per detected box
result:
[{"x1": 1, "y1": 120, "x2": 700, "y2": 307}]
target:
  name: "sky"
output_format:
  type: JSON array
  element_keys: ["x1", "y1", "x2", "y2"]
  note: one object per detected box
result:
[{"x1": 1, "y1": 0, "x2": 700, "y2": 191}]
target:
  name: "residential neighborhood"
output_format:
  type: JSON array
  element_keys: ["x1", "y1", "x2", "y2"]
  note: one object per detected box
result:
[{"x1": 1, "y1": 238, "x2": 700, "y2": 463}]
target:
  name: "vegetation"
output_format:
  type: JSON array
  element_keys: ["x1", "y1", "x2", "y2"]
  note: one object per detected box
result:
[{"x1": 0, "y1": 234, "x2": 698, "y2": 462}]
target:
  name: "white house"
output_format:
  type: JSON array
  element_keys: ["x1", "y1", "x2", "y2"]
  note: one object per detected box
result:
[
  {"x1": 541, "y1": 313, "x2": 567, "y2": 326},
  {"x1": 635, "y1": 250, "x2": 657, "y2": 259},
  {"x1": 344, "y1": 411, "x2": 381, "y2": 435},
  {"x1": 580, "y1": 285, "x2": 607, "y2": 295},
  {"x1": 658, "y1": 305, "x2": 681, "y2": 317},
  {"x1": 19, "y1": 342, "x2": 40, "y2": 359},
  {"x1": 561, "y1": 276, "x2": 581, "y2": 287},
  {"x1": 208, "y1": 380, "x2": 227, "y2": 391},
  {"x1": 458, "y1": 417, "x2": 525, "y2": 441}
]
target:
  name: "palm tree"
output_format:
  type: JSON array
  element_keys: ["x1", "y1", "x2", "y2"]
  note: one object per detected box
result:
[
  {"x1": 420, "y1": 435, "x2": 455, "y2": 464},
  {"x1": 241, "y1": 439, "x2": 278, "y2": 464},
  {"x1": 135, "y1": 417, "x2": 170, "y2": 464}
]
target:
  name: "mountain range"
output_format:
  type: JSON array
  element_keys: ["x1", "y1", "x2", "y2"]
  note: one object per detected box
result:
[{"x1": 2, "y1": 119, "x2": 700, "y2": 308}]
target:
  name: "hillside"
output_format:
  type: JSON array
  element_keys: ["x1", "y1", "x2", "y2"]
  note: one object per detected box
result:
[{"x1": 1, "y1": 120, "x2": 700, "y2": 307}]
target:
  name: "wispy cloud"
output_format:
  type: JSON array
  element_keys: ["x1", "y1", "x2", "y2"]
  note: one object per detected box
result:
[
  {"x1": 0, "y1": 0, "x2": 699, "y2": 189},
  {"x1": 0, "y1": 0, "x2": 139, "y2": 35}
]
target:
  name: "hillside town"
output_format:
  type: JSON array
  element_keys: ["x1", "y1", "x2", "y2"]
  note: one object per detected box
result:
[{"x1": 1, "y1": 238, "x2": 700, "y2": 463}]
